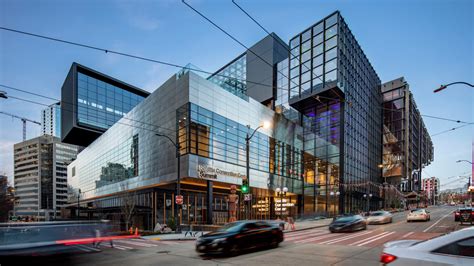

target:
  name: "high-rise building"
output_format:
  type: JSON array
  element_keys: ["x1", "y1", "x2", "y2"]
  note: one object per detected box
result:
[
  {"x1": 422, "y1": 177, "x2": 440, "y2": 204},
  {"x1": 13, "y1": 135, "x2": 79, "y2": 220},
  {"x1": 287, "y1": 11, "x2": 383, "y2": 213},
  {"x1": 41, "y1": 102, "x2": 61, "y2": 137},
  {"x1": 381, "y1": 77, "x2": 434, "y2": 194},
  {"x1": 61, "y1": 63, "x2": 150, "y2": 147}
]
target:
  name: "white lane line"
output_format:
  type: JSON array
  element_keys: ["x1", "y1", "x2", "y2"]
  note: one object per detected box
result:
[
  {"x1": 158, "y1": 241, "x2": 179, "y2": 245},
  {"x1": 402, "y1": 232, "x2": 414, "y2": 238},
  {"x1": 423, "y1": 211, "x2": 452, "y2": 232},
  {"x1": 285, "y1": 230, "x2": 324, "y2": 237},
  {"x1": 319, "y1": 230, "x2": 373, "y2": 245},
  {"x1": 356, "y1": 232, "x2": 395, "y2": 246},
  {"x1": 349, "y1": 232, "x2": 391, "y2": 245},
  {"x1": 294, "y1": 233, "x2": 336, "y2": 244},
  {"x1": 285, "y1": 231, "x2": 328, "y2": 241},
  {"x1": 75, "y1": 245, "x2": 101, "y2": 252},
  {"x1": 115, "y1": 240, "x2": 157, "y2": 247},
  {"x1": 113, "y1": 244, "x2": 133, "y2": 250}
]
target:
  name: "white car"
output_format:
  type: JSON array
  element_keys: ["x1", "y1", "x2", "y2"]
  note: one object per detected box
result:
[
  {"x1": 407, "y1": 209, "x2": 430, "y2": 222},
  {"x1": 380, "y1": 227, "x2": 474, "y2": 265}
]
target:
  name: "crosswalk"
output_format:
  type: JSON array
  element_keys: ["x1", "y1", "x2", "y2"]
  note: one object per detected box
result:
[
  {"x1": 71, "y1": 238, "x2": 183, "y2": 253},
  {"x1": 284, "y1": 228, "x2": 441, "y2": 247}
]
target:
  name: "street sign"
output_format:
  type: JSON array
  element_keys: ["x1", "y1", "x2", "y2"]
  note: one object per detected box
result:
[
  {"x1": 244, "y1": 194, "x2": 252, "y2": 201},
  {"x1": 175, "y1": 195, "x2": 183, "y2": 205}
]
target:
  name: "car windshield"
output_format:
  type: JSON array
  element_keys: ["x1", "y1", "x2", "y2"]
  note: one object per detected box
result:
[
  {"x1": 335, "y1": 216, "x2": 357, "y2": 222},
  {"x1": 411, "y1": 209, "x2": 424, "y2": 213},
  {"x1": 370, "y1": 212, "x2": 384, "y2": 216},
  {"x1": 217, "y1": 222, "x2": 245, "y2": 232}
]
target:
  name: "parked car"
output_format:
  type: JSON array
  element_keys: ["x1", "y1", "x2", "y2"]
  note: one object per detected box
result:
[
  {"x1": 329, "y1": 215, "x2": 367, "y2": 233},
  {"x1": 195, "y1": 220, "x2": 283, "y2": 256},
  {"x1": 380, "y1": 227, "x2": 474, "y2": 265},
  {"x1": 407, "y1": 209, "x2": 430, "y2": 222},
  {"x1": 367, "y1": 211, "x2": 393, "y2": 225}
]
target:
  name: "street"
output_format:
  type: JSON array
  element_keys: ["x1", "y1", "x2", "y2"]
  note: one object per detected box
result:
[{"x1": 2, "y1": 206, "x2": 467, "y2": 266}]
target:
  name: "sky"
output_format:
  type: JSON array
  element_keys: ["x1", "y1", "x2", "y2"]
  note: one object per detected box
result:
[{"x1": 0, "y1": 0, "x2": 473, "y2": 189}]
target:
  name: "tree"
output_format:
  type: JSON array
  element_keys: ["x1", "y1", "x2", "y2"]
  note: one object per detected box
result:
[
  {"x1": 120, "y1": 183, "x2": 136, "y2": 231},
  {"x1": 0, "y1": 177, "x2": 14, "y2": 222}
]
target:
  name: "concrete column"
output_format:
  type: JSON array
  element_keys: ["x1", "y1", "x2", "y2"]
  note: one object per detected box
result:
[{"x1": 207, "y1": 180, "x2": 213, "y2": 224}]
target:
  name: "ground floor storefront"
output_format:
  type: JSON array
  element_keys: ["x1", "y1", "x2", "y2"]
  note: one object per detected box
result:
[{"x1": 68, "y1": 177, "x2": 383, "y2": 231}]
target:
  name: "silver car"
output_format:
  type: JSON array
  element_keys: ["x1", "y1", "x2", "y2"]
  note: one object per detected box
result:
[
  {"x1": 367, "y1": 211, "x2": 393, "y2": 224},
  {"x1": 407, "y1": 209, "x2": 430, "y2": 222}
]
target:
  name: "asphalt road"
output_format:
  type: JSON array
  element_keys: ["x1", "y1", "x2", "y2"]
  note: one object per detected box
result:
[{"x1": 1, "y1": 205, "x2": 468, "y2": 266}]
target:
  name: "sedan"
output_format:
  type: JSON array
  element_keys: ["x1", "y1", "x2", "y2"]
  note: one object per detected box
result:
[
  {"x1": 367, "y1": 211, "x2": 393, "y2": 225},
  {"x1": 195, "y1": 220, "x2": 283, "y2": 256},
  {"x1": 381, "y1": 227, "x2": 474, "y2": 265},
  {"x1": 329, "y1": 215, "x2": 367, "y2": 233},
  {"x1": 407, "y1": 209, "x2": 430, "y2": 222}
]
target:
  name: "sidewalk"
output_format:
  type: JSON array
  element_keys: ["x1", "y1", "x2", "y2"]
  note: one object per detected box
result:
[{"x1": 142, "y1": 218, "x2": 332, "y2": 241}]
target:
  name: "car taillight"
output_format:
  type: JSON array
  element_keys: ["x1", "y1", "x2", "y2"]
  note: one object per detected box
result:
[{"x1": 380, "y1": 253, "x2": 397, "y2": 264}]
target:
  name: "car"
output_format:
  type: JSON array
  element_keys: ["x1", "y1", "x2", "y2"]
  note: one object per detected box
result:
[
  {"x1": 455, "y1": 208, "x2": 461, "y2": 221},
  {"x1": 367, "y1": 211, "x2": 393, "y2": 225},
  {"x1": 329, "y1": 214, "x2": 367, "y2": 233},
  {"x1": 458, "y1": 208, "x2": 474, "y2": 225},
  {"x1": 380, "y1": 227, "x2": 474, "y2": 265},
  {"x1": 195, "y1": 220, "x2": 283, "y2": 256},
  {"x1": 407, "y1": 209, "x2": 430, "y2": 222}
]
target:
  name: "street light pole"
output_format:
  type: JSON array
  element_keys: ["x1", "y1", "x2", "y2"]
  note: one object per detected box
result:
[
  {"x1": 245, "y1": 121, "x2": 270, "y2": 220},
  {"x1": 156, "y1": 133, "x2": 181, "y2": 230},
  {"x1": 77, "y1": 189, "x2": 81, "y2": 219},
  {"x1": 433, "y1": 81, "x2": 474, "y2": 93}
]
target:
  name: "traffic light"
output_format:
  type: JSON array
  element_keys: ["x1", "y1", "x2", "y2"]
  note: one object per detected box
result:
[{"x1": 242, "y1": 177, "x2": 249, "y2": 193}]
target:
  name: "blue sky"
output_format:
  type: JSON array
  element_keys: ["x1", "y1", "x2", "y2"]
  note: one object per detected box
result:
[{"x1": 1, "y1": 0, "x2": 472, "y2": 189}]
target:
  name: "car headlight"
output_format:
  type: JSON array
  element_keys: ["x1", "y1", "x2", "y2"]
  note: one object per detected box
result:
[{"x1": 212, "y1": 238, "x2": 227, "y2": 244}]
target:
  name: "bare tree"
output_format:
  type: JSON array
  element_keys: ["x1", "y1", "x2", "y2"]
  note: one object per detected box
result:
[{"x1": 120, "y1": 183, "x2": 137, "y2": 231}]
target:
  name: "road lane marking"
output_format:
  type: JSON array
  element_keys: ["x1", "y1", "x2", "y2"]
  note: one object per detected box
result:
[
  {"x1": 423, "y1": 211, "x2": 452, "y2": 232},
  {"x1": 115, "y1": 240, "x2": 157, "y2": 247},
  {"x1": 318, "y1": 230, "x2": 373, "y2": 245},
  {"x1": 113, "y1": 244, "x2": 133, "y2": 250},
  {"x1": 402, "y1": 232, "x2": 414, "y2": 238},
  {"x1": 356, "y1": 232, "x2": 395, "y2": 246},
  {"x1": 285, "y1": 231, "x2": 328, "y2": 241},
  {"x1": 349, "y1": 231, "x2": 392, "y2": 245},
  {"x1": 285, "y1": 229, "x2": 325, "y2": 237},
  {"x1": 294, "y1": 233, "x2": 337, "y2": 244}
]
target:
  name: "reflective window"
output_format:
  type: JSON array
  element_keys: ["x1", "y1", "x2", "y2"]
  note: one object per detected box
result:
[
  {"x1": 76, "y1": 72, "x2": 145, "y2": 130},
  {"x1": 301, "y1": 71, "x2": 311, "y2": 84},
  {"x1": 325, "y1": 70, "x2": 337, "y2": 83},
  {"x1": 301, "y1": 50, "x2": 311, "y2": 63},
  {"x1": 290, "y1": 57, "x2": 300, "y2": 69},
  {"x1": 312, "y1": 65, "x2": 323, "y2": 78},
  {"x1": 301, "y1": 40, "x2": 311, "y2": 53},
  {"x1": 325, "y1": 48, "x2": 337, "y2": 62},
  {"x1": 325, "y1": 36, "x2": 337, "y2": 50},
  {"x1": 325, "y1": 13, "x2": 338, "y2": 28},
  {"x1": 325, "y1": 59, "x2": 337, "y2": 73},
  {"x1": 208, "y1": 54, "x2": 247, "y2": 100},
  {"x1": 325, "y1": 24, "x2": 338, "y2": 39},
  {"x1": 313, "y1": 23, "x2": 323, "y2": 36},
  {"x1": 302, "y1": 30, "x2": 311, "y2": 43},
  {"x1": 314, "y1": 43, "x2": 324, "y2": 56},
  {"x1": 290, "y1": 37, "x2": 300, "y2": 49},
  {"x1": 313, "y1": 54, "x2": 323, "y2": 67},
  {"x1": 313, "y1": 33, "x2": 323, "y2": 46}
]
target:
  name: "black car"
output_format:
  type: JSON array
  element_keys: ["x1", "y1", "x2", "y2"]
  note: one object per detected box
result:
[
  {"x1": 329, "y1": 215, "x2": 367, "y2": 233},
  {"x1": 195, "y1": 220, "x2": 283, "y2": 256}
]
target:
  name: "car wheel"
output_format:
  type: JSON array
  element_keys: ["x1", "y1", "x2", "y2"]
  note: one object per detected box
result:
[
  {"x1": 269, "y1": 238, "x2": 279, "y2": 249},
  {"x1": 229, "y1": 244, "x2": 240, "y2": 256}
]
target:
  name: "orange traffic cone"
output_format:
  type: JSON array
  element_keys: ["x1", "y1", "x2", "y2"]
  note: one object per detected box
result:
[
  {"x1": 129, "y1": 227, "x2": 133, "y2": 234},
  {"x1": 134, "y1": 227, "x2": 139, "y2": 236}
]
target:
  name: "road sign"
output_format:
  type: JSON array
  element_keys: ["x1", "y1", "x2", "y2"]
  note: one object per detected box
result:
[
  {"x1": 175, "y1": 195, "x2": 183, "y2": 205},
  {"x1": 244, "y1": 194, "x2": 252, "y2": 201}
]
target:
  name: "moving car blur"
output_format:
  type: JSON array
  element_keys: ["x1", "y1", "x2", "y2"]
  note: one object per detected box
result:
[
  {"x1": 407, "y1": 209, "x2": 430, "y2": 222},
  {"x1": 366, "y1": 211, "x2": 393, "y2": 225},
  {"x1": 195, "y1": 220, "x2": 283, "y2": 256},
  {"x1": 329, "y1": 215, "x2": 367, "y2": 233},
  {"x1": 0, "y1": 220, "x2": 119, "y2": 256},
  {"x1": 381, "y1": 227, "x2": 474, "y2": 265}
]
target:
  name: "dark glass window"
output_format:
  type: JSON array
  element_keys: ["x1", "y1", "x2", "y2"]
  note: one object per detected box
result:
[{"x1": 433, "y1": 237, "x2": 474, "y2": 257}]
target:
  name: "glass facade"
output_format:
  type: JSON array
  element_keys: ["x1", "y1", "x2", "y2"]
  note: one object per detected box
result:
[
  {"x1": 207, "y1": 54, "x2": 247, "y2": 100},
  {"x1": 77, "y1": 72, "x2": 145, "y2": 130}
]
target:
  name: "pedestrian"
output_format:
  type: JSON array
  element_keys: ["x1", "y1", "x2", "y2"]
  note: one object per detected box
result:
[{"x1": 287, "y1": 217, "x2": 295, "y2": 231}]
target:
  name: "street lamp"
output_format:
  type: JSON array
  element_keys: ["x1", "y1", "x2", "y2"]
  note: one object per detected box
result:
[
  {"x1": 433, "y1": 81, "x2": 474, "y2": 93},
  {"x1": 275, "y1": 187, "x2": 288, "y2": 219},
  {"x1": 363, "y1": 193, "x2": 372, "y2": 214},
  {"x1": 245, "y1": 121, "x2": 270, "y2": 219},
  {"x1": 456, "y1": 160, "x2": 473, "y2": 165},
  {"x1": 156, "y1": 133, "x2": 181, "y2": 230},
  {"x1": 329, "y1": 191, "x2": 340, "y2": 217}
]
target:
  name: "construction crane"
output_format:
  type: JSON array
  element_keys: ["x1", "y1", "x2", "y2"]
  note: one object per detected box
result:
[{"x1": 0, "y1": 111, "x2": 41, "y2": 141}]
